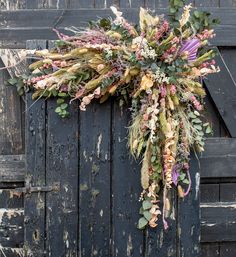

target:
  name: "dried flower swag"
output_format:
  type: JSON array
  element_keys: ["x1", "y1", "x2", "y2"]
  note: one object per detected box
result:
[{"x1": 9, "y1": 1, "x2": 219, "y2": 230}]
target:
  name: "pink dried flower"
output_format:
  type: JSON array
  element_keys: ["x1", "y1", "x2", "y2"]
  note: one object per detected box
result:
[
  {"x1": 160, "y1": 85, "x2": 167, "y2": 98},
  {"x1": 170, "y1": 85, "x2": 176, "y2": 95},
  {"x1": 197, "y1": 29, "x2": 215, "y2": 40},
  {"x1": 143, "y1": 113, "x2": 149, "y2": 121}
]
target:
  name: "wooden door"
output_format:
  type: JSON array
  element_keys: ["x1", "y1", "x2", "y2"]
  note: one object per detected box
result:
[
  {"x1": 0, "y1": 57, "x2": 25, "y2": 255},
  {"x1": 200, "y1": 48, "x2": 236, "y2": 257},
  {"x1": 1, "y1": 1, "x2": 236, "y2": 256}
]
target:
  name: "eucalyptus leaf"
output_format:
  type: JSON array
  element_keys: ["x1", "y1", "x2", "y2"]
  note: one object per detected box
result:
[
  {"x1": 137, "y1": 217, "x2": 148, "y2": 229},
  {"x1": 143, "y1": 211, "x2": 152, "y2": 221},
  {"x1": 142, "y1": 200, "x2": 152, "y2": 210}
]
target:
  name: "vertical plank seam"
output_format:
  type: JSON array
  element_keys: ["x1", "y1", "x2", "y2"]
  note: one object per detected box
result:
[
  {"x1": 77, "y1": 101, "x2": 81, "y2": 257},
  {"x1": 110, "y1": 99, "x2": 114, "y2": 257},
  {"x1": 44, "y1": 40, "x2": 49, "y2": 256}
]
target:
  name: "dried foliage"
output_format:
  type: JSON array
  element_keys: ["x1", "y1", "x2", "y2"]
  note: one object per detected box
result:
[{"x1": 8, "y1": 0, "x2": 219, "y2": 230}]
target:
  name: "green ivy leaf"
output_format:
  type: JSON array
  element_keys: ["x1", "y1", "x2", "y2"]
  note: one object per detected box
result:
[
  {"x1": 193, "y1": 118, "x2": 202, "y2": 124},
  {"x1": 57, "y1": 98, "x2": 64, "y2": 105},
  {"x1": 179, "y1": 173, "x2": 186, "y2": 181},
  {"x1": 151, "y1": 156, "x2": 156, "y2": 163},
  {"x1": 55, "y1": 107, "x2": 61, "y2": 113},
  {"x1": 58, "y1": 92, "x2": 67, "y2": 97},
  {"x1": 139, "y1": 207, "x2": 144, "y2": 215},
  {"x1": 8, "y1": 78, "x2": 18, "y2": 85},
  {"x1": 205, "y1": 126, "x2": 212, "y2": 134},
  {"x1": 60, "y1": 103, "x2": 68, "y2": 110},
  {"x1": 142, "y1": 200, "x2": 152, "y2": 210},
  {"x1": 137, "y1": 217, "x2": 148, "y2": 229},
  {"x1": 143, "y1": 211, "x2": 152, "y2": 221},
  {"x1": 194, "y1": 125, "x2": 202, "y2": 131},
  {"x1": 183, "y1": 179, "x2": 190, "y2": 185},
  {"x1": 188, "y1": 112, "x2": 196, "y2": 119}
]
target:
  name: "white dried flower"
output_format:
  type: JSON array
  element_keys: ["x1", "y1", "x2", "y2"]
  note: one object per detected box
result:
[
  {"x1": 179, "y1": 4, "x2": 192, "y2": 27},
  {"x1": 141, "y1": 45, "x2": 157, "y2": 60},
  {"x1": 151, "y1": 67, "x2": 170, "y2": 84}
]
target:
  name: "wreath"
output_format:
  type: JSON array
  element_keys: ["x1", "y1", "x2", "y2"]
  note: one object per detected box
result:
[{"x1": 9, "y1": 1, "x2": 219, "y2": 230}]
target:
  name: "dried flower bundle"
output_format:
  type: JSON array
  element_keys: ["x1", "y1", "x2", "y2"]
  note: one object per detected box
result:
[{"x1": 9, "y1": 1, "x2": 219, "y2": 230}]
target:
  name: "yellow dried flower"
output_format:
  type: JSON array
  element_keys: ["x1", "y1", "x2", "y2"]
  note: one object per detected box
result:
[{"x1": 140, "y1": 75, "x2": 154, "y2": 91}]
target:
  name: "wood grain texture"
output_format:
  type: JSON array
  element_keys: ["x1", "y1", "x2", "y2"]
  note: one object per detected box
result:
[
  {"x1": 220, "y1": 242, "x2": 236, "y2": 257},
  {"x1": 201, "y1": 202, "x2": 236, "y2": 242},
  {"x1": 203, "y1": 93, "x2": 221, "y2": 137},
  {"x1": 201, "y1": 243, "x2": 220, "y2": 257},
  {"x1": 79, "y1": 101, "x2": 111, "y2": 257},
  {"x1": 200, "y1": 138, "x2": 236, "y2": 178},
  {"x1": 0, "y1": 155, "x2": 25, "y2": 182},
  {"x1": 24, "y1": 40, "x2": 47, "y2": 257},
  {"x1": 145, "y1": 190, "x2": 177, "y2": 257},
  {"x1": 0, "y1": 59, "x2": 24, "y2": 155},
  {"x1": 200, "y1": 184, "x2": 219, "y2": 203},
  {"x1": 220, "y1": 0, "x2": 236, "y2": 7},
  {"x1": 0, "y1": 49, "x2": 28, "y2": 78},
  {"x1": 112, "y1": 101, "x2": 144, "y2": 257},
  {"x1": 0, "y1": 247, "x2": 24, "y2": 257},
  {"x1": 45, "y1": 99, "x2": 78, "y2": 257},
  {"x1": 1, "y1": 8, "x2": 236, "y2": 49},
  {"x1": 45, "y1": 40, "x2": 79, "y2": 257},
  {"x1": 119, "y1": 0, "x2": 145, "y2": 8},
  {"x1": 204, "y1": 48, "x2": 236, "y2": 137},
  {"x1": 0, "y1": 188, "x2": 24, "y2": 208},
  {"x1": 0, "y1": 208, "x2": 24, "y2": 248},
  {"x1": 220, "y1": 183, "x2": 236, "y2": 202},
  {"x1": 195, "y1": 0, "x2": 219, "y2": 7},
  {"x1": 178, "y1": 156, "x2": 200, "y2": 257},
  {"x1": 0, "y1": 0, "x2": 26, "y2": 9}
]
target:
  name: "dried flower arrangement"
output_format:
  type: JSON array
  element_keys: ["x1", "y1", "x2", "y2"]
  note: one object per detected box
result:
[{"x1": 9, "y1": 0, "x2": 219, "y2": 230}]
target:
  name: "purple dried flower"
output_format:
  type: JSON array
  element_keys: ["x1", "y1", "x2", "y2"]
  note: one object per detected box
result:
[
  {"x1": 172, "y1": 166, "x2": 179, "y2": 186},
  {"x1": 179, "y1": 38, "x2": 201, "y2": 62}
]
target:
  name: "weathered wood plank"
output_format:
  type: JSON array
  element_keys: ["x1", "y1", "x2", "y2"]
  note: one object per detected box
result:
[
  {"x1": 200, "y1": 138, "x2": 236, "y2": 178},
  {"x1": 220, "y1": 242, "x2": 236, "y2": 257},
  {"x1": 0, "y1": 49, "x2": 27, "y2": 78},
  {"x1": 79, "y1": 101, "x2": 111, "y2": 257},
  {"x1": 45, "y1": 40, "x2": 79, "y2": 257},
  {"x1": 195, "y1": 0, "x2": 219, "y2": 7},
  {"x1": 112, "y1": 101, "x2": 144, "y2": 257},
  {"x1": 0, "y1": 0, "x2": 26, "y2": 10},
  {"x1": 0, "y1": 208, "x2": 24, "y2": 248},
  {"x1": 94, "y1": 0, "x2": 116, "y2": 8},
  {"x1": 26, "y1": 0, "x2": 69, "y2": 9},
  {"x1": 204, "y1": 48, "x2": 236, "y2": 137},
  {"x1": 0, "y1": 247, "x2": 24, "y2": 257},
  {"x1": 220, "y1": 0, "x2": 236, "y2": 7},
  {"x1": 201, "y1": 202, "x2": 236, "y2": 242},
  {"x1": 2, "y1": 8, "x2": 236, "y2": 28},
  {"x1": 220, "y1": 183, "x2": 236, "y2": 202},
  {"x1": 119, "y1": 0, "x2": 145, "y2": 8},
  {"x1": 203, "y1": 138, "x2": 236, "y2": 157},
  {"x1": 145, "y1": 190, "x2": 177, "y2": 257},
  {"x1": 200, "y1": 184, "x2": 219, "y2": 203},
  {"x1": 1, "y1": 8, "x2": 236, "y2": 48},
  {"x1": 204, "y1": 94, "x2": 221, "y2": 137},
  {"x1": 0, "y1": 189, "x2": 23, "y2": 208},
  {"x1": 70, "y1": 0, "x2": 95, "y2": 8},
  {"x1": 45, "y1": 99, "x2": 78, "y2": 257},
  {"x1": 24, "y1": 40, "x2": 47, "y2": 257},
  {"x1": 177, "y1": 156, "x2": 200, "y2": 257},
  {"x1": 0, "y1": 59, "x2": 24, "y2": 155},
  {"x1": 0, "y1": 155, "x2": 25, "y2": 182},
  {"x1": 201, "y1": 243, "x2": 220, "y2": 257}
]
